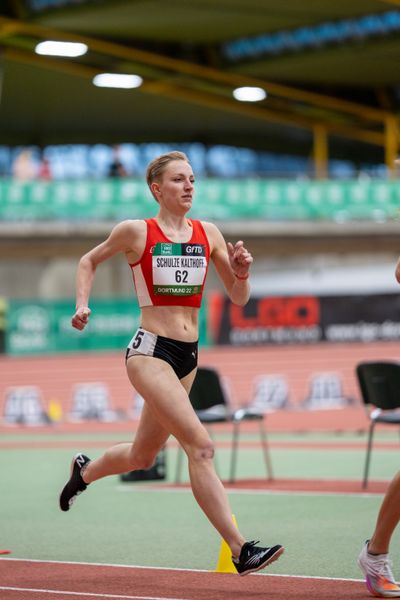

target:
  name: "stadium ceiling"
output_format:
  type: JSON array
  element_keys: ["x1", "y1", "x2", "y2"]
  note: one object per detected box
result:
[{"x1": 0, "y1": 0, "x2": 399, "y2": 175}]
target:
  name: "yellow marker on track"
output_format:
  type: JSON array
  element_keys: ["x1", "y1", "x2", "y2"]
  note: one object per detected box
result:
[{"x1": 213, "y1": 514, "x2": 238, "y2": 573}]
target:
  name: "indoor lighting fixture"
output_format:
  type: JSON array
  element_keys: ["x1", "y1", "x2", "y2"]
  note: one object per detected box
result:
[
  {"x1": 233, "y1": 86, "x2": 267, "y2": 102},
  {"x1": 35, "y1": 40, "x2": 88, "y2": 57},
  {"x1": 93, "y1": 73, "x2": 143, "y2": 89}
]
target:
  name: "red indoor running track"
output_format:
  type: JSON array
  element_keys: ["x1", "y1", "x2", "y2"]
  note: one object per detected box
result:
[{"x1": 0, "y1": 559, "x2": 367, "y2": 600}]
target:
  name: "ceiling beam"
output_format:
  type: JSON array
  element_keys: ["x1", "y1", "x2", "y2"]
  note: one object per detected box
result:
[
  {"x1": 0, "y1": 15, "x2": 393, "y2": 124},
  {"x1": 0, "y1": 20, "x2": 20, "y2": 39},
  {"x1": 5, "y1": 46, "x2": 384, "y2": 147}
]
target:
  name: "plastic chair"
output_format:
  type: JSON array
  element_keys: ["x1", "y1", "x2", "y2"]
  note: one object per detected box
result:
[
  {"x1": 175, "y1": 366, "x2": 273, "y2": 484},
  {"x1": 356, "y1": 361, "x2": 400, "y2": 489}
]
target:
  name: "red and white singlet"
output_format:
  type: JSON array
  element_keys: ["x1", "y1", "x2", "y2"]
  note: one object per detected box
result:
[{"x1": 129, "y1": 218, "x2": 210, "y2": 308}]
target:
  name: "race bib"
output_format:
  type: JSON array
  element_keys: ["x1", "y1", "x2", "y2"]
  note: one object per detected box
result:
[{"x1": 152, "y1": 243, "x2": 207, "y2": 295}]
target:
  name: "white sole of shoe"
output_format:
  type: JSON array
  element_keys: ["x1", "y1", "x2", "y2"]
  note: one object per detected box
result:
[{"x1": 239, "y1": 546, "x2": 285, "y2": 577}]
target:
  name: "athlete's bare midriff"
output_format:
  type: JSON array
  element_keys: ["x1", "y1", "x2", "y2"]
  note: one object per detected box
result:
[{"x1": 139, "y1": 305, "x2": 199, "y2": 341}]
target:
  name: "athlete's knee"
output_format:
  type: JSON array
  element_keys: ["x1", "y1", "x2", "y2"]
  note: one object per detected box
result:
[
  {"x1": 187, "y1": 438, "x2": 215, "y2": 462},
  {"x1": 128, "y1": 449, "x2": 158, "y2": 471}
]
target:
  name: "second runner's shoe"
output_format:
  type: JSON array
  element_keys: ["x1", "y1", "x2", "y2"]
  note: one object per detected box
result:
[
  {"x1": 358, "y1": 540, "x2": 400, "y2": 598},
  {"x1": 59, "y1": 453, "x2": 91, "y2": 512}
]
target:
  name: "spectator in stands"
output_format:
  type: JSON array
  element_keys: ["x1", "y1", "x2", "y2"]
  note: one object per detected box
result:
[
  {"x1": 12, "y1": 149, "x2": 37, "y2": 180},
  {"x1": 108, "y1": 144, "x2": 128, "y2": 177},
  {"x1": 59, "y1": 150, "x2": 284, "y2": 576},
  {"x1": 358, "y1": 471, "x2": 400, "y2": 597},
  {"x1": 38, "y1": 157, "x2": 52, "y2": 181}
]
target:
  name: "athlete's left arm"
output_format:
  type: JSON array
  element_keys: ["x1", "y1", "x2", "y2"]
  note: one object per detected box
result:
[
  {"x1": 395, "y1": 255, "x2": 400, "y2": 284},
  {"x1": 202, "y1": 221, "x2": 253, "y2": 306}
]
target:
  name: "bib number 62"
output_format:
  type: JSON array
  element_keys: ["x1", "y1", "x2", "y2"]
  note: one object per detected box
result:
[{"x1": 175, "y1": 270, "x2": 188, "y2": 283}]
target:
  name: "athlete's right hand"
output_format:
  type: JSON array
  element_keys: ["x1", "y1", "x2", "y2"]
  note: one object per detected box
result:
[{"x1": 71, "y1": 306, "x2": 91, "y2": 330}]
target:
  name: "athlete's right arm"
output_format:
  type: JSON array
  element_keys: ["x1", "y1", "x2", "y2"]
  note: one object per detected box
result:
[{"x1": 72, "y1": 220, "x2": 144, "y2": 331}]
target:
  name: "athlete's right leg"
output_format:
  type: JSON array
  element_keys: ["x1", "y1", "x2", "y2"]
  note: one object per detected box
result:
[
  {"x1": 59, "y1": 400, "x2": 170, "y2": 510},
  {"x1": 82, "y1": 402, "x2": 170, "y2": 483}
]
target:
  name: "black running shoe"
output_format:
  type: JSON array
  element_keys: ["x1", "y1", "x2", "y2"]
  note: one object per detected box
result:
[
  {"x1": 59, "y1": 453, "x2": 91, "y2": 512},
  {"x1": 232, "y1": 540, "x2": 284, "y2": 576}
]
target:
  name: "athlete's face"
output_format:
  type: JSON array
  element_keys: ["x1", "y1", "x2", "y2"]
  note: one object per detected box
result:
[{"x1": 152, "y1": 160, "x2": 195, "y2": 212}]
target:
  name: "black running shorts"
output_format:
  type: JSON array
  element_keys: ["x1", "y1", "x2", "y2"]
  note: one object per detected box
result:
[{"x1": 125, "y1": 328, "x2": 198, "y2": 380}]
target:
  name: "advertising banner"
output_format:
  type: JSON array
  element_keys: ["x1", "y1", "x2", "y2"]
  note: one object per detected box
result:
[
  {"x1": 6, "y1": 298, "x2": 209, "y2": 355},
  {"x1": 210, "y1": 292, "x2": 400, "y2": 346}
]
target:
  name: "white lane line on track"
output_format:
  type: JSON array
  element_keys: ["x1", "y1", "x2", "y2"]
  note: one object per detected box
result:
[
  {"x1": 115, "y1": 485, "x2": 385, "y2": 498},
  {"x1": 0, "y1": 587, "x2": 186, "y2": 600},
  {"x1": 0, "y1": 558, "x2": 363, "y2": 582}
]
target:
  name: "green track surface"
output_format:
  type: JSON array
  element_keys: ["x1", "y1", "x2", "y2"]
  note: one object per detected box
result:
[{"x1": 2, "y1": 431, "x2": 400, "y2": 580}]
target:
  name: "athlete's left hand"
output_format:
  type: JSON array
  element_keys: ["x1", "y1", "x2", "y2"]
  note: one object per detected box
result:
[{"x1": 227, "y1": 240, "x2": 253, "y2": 279}]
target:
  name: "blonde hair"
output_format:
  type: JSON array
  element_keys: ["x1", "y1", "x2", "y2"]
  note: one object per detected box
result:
[{"x1": 146, "y1": 151, "x2": 190, "y2": 200}]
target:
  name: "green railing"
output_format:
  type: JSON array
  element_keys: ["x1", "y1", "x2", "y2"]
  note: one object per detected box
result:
[{"x1": 0, "y1": 178, "x2": 399, "y2": 222}]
